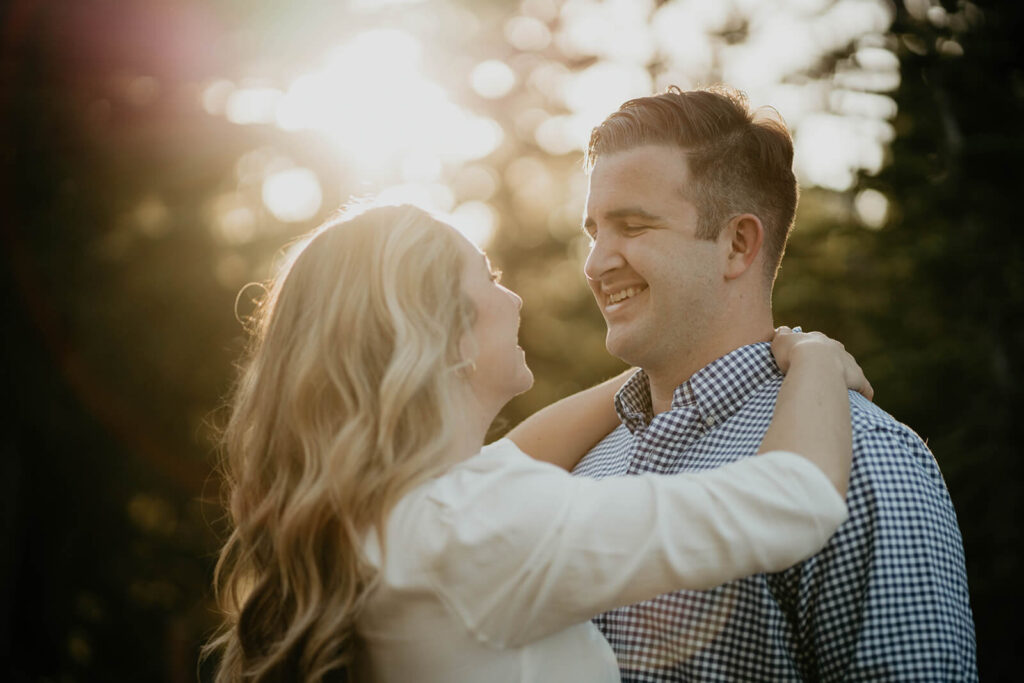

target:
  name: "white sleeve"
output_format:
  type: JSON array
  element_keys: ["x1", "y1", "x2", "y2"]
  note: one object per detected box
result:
[{"x1": 411, "y1": 439, "x2": 847, "y2": 648}]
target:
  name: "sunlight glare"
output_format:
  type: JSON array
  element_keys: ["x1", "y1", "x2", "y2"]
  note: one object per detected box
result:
[
  {"x1": 401, "y1": 154, "x2": 443, "y2": 183},
  {"x1": 504, "y1": 15, "x2": 552, "y2": 52},
  {"x1": 794, "y1": 114, "x2": 890, "y2": 191},
  {"x1": 506, "y1": 156, "x2": 555, "y2": 211},
  {"x1": 201, "y1": 79, "x2": 235, "y2": 115},
  {"x1": 830, "y1": 90, "x2": 897, "y2": 120},
  {"x1": 351, "y1": 0, "x2": 427, "y2": 10},
  {"x1": 563, "y1": 61, "x2": 653, "y2": 130},
  {"x1": 652, "y1": 4, "x2": 713, "y2": 78},
  {"x1": 225, "y1": 86, "x2": 282, "y2": 125},
  {"x1": 471, "y1": 60, "x2": 517, "y2": 99},
  {"x1": 448, "y1": 201, "x2": 498, "y2": 248},
  {"x1": 521, "y1": 0, "x2": 560, "y2": 23},
  {"x1": 817, "y1": 0, "x2": 895, "y2": 51},
  {"x1": 855, "y1": 46, "x2": 900, "y2": 72},
  {"x1": 534, "y1": 115, "x2": 589, "y2": 156},
  {"x1": 528, "y1": 62, "x2": 572, "y2": 100},
  {"x1": 375, "y1": 182, "x2": 456, "y2": 214},
  {"x1": 724, "y1": 15, "x2": 817, "y2": 93},
  {"x1": 452, "y1": 164, "x2": 499, "y2": 202},
  {"x1": 275, "y1": 29, "x2": 503, "y2": 177},
  {"x1": 261, "y1": 168, "x2": 323, "y2": 223},
  {"x1": 371, "y1": 182, "x2": 495, "y2": 245},
  {"x1": 558, "y1": 0, "x2": 656, "y2": 64}
]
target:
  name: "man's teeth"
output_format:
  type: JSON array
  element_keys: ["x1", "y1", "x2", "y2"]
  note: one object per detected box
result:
[{"x1": 608, "y1": 287, "x2": 644, "y2": 304}]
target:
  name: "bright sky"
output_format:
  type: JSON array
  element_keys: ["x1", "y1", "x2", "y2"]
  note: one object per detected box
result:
[{"x1": 202, "y1": 0, "x2": 902, "y2": 246}]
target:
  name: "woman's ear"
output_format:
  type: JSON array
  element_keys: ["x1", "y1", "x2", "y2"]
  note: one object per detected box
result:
[{"x1": 723, "y1": 213, "x2": 765, "y2": 280}]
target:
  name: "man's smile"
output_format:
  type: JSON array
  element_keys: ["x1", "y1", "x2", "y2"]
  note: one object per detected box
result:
[{"x1": 602, "y1": 284, "x2": 649, "y2": 313}]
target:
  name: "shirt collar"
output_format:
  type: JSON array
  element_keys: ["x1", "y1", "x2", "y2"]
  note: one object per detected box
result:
[
  {"x1": 614, "y1": 342, "x2": 782, "y2": 433},
  {"x1": 614, "y1": 369, "x2": 653, "y2": 433}
]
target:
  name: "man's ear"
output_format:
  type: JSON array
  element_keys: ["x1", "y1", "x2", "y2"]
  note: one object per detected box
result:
[{"x1": 723, "y1": 213, "x2": 765, "y2": 280}]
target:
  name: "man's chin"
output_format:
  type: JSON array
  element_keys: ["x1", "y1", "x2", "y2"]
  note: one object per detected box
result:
[{"x1": 605, "y1": 330, "x2": 644, "y2": 367}]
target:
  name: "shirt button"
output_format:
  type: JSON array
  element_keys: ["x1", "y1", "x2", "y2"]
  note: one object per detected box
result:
[{"x1": 705, "y1": 416, "x2": 716, "y2": 426}]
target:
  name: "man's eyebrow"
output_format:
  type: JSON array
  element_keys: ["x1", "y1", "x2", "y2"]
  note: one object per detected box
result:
[
  {"x1": 606, "y1": 207, "x2": 664, "y2": 222},
  {"x1": 582, "y1": 207, "x2": 665, "y2": 230}
]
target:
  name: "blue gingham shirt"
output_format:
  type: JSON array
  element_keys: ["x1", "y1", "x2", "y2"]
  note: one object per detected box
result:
[{"x1": 573, "y1": 342, "x2": 977, "y2": 681}]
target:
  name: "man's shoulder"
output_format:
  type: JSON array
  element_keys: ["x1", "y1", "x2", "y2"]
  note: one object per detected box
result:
[
  {"x1": 847, "y1": 391, "x2": 929, "y2": 450},
  {"x1": 842, "y1": 391, "x2": 956, "y2": 495},
  {"x1": 756, "y1": 376, "x2": 931, "y2": 453},
  {"x1": 752, "y1": 381, "x2": 942, "y2": 479}
]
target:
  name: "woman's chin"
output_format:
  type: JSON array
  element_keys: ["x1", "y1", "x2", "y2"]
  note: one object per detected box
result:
[
  {"x1": 501, "y1": 369, "x2": 534, "y2": 402},
  {"x1": 517, "y1": 370, "x2": 535, "y2": 396}
]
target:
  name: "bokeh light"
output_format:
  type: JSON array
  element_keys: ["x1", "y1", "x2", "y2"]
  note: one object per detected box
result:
[
  {"x1": 261, "y1": 168, "x2": 323, "y2": 223},
  {"x1": 854, "y1": 187, "x2": 889, "y2": 229},
  {"x1": 471, "y1": 60, "x2": 517, "y2": 99},
  {"x1": 448, "y1": 200, "x2": 499, "y2": 248}
]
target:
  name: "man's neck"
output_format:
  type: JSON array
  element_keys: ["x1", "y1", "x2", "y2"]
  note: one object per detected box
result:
[{"x1": 646, "y1": 322, "x2": 775, "y2": 414}]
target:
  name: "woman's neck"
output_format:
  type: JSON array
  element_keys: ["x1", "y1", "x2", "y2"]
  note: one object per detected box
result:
[{"x1": 450, "y1": 388, "x2": 500, "y2": 462}]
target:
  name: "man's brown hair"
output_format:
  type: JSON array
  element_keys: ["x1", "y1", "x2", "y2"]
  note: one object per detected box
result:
[{"x1": 585, "y1": 85, "x2": 799, "y2": 281}]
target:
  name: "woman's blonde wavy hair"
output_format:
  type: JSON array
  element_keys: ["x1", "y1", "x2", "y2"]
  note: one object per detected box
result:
[{"x1": 204, "y1": 203, "x2": 476, "y2": 682}]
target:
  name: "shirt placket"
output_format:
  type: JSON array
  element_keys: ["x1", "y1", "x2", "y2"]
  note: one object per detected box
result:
[{"x1": 625, "y1": 404, "x2": 704, "y2": 475}]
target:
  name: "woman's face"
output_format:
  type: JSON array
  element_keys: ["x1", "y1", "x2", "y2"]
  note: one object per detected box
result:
[{"x1": 455, "y1": 232, "x2": 534, "y2": 406}]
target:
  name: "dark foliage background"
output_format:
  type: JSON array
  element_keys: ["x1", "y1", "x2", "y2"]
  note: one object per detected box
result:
[{"x1": 2, "y1": 0, "x2": 1020, "y2": 680}]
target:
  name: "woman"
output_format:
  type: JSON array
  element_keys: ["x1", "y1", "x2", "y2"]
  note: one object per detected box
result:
[{"x1": 205, "y1": 203, "x2": 871, "y2": 682}]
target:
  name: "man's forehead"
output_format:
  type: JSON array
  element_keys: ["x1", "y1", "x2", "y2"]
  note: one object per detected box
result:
[
  {"x1": 590, "y1": 143, "x2": 690, "y2": 172},
  {"x1": 584, "y1": 168, "x2": 686, "y2": 219},
  {"x1": 588, "y1": 150, "x2": 688, "y2": 204}
]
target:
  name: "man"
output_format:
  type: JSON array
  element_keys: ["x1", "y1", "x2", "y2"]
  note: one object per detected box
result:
[{"x1": 572, "y1": 85, "x2": 976, "y2": 681}]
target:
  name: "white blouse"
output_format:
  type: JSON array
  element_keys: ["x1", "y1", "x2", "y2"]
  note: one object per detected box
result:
[{"x1": 353, "y1": 439, "x2": 847, "y2": 683}]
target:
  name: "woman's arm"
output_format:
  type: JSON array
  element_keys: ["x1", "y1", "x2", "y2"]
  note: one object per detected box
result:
[
  {"x1": 506, "y1": 368, "x2": 635, "y2": 470},
  {"x1": 418, "y1": 441, "x2": 848, "y2": 648},
  {"x1": 759, "y1": 327, "x2": 874, "y2": 497}
]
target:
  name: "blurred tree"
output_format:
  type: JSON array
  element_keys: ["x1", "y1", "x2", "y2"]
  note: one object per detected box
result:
[
  {"x1": 771, "y1": 2, "x2": 1022, "y2": 678},
  {"x1": 864, "y1": 1, "x2": 1022, "y2": 677}
]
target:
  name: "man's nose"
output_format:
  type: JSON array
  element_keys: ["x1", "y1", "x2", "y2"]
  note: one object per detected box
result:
[{"x1": 583, "y1": 231, "x2": 626, "y2": 282}]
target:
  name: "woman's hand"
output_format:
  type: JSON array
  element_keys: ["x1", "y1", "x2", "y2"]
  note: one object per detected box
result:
[
  {"x1": 761, "y1": 327, "x2": 871, "y2": 497},
  {"x1": 772, "y1": 327, "x2": 874, "y2": 401}
]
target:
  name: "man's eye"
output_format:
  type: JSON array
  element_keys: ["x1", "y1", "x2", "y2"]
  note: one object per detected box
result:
[{"x1": 624, "y1": 224, "x2": 648, "y2": 232}]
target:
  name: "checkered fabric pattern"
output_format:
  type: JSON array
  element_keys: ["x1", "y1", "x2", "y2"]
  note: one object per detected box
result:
[{"x1": 573, "y1": 342, "x2": 977, "y2": 682}]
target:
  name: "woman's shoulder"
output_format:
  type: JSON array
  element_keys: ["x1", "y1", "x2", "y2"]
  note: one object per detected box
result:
[
  {"x1": 369, "y1": 438, "x2": 578, "y2": 583},
  {"x1": 423, "y1": 438, "x2": 571, "y2": 510},
  {"x1": 379, "y1": 438, "x2": 571, "y2": 543}
]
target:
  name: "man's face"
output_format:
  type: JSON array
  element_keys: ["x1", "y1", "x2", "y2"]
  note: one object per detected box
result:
[{"x1": 583, "y1": 144, "x2": 727, "y2": 372}]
